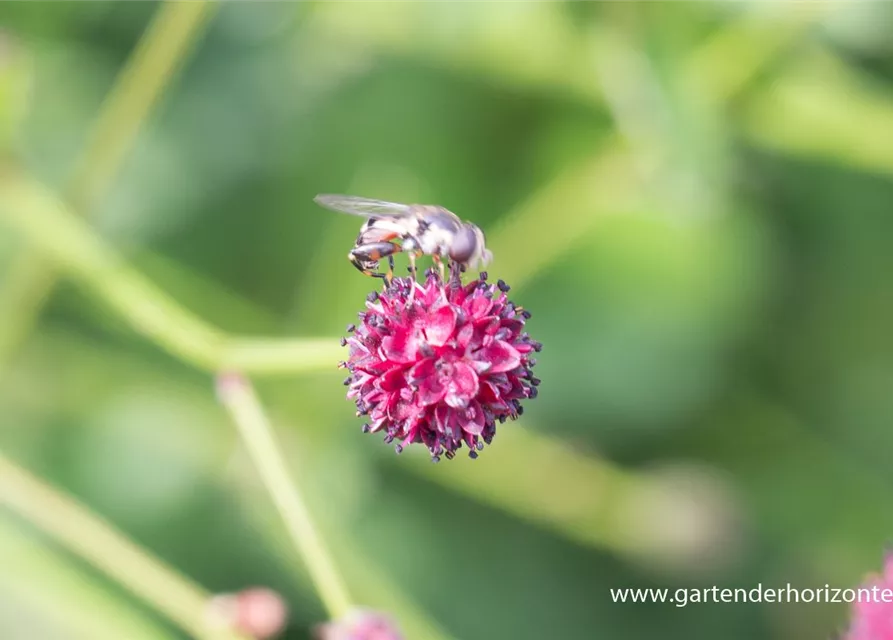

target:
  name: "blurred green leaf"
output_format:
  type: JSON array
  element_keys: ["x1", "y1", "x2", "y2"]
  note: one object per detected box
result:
[
  {"x1": 0, "y1": 31, "x2": 32, "y2": 154},
  {"x1": 0, "y1": 517, "x2": 175, "y2": 640}
]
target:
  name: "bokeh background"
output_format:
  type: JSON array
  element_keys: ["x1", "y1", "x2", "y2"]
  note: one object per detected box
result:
[{"x1": 2, "y1": 2, "x2": 893, "y2": 639}]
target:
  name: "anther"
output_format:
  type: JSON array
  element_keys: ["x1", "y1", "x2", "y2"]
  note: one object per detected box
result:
[
  {"x1": 362, "y1": 423, "x2": 370, "y2": 433},
  {"x1": 431, "y1": 455, "x2": 441, "y2": 463},
  {"x1": 530, "y1": 377, "x2": 541, "y2": 386},
  {"x1": 527, "y1": 387, "x2": 538, "y2": 399},
  {"x1": 342, "y1": 376, "x2": 351, "y2": 386},
  {"x1": 479, "y1": 271, "x2": 488, "y2": 281},
  {"x1": 395, "y1": 444, "x2": 403, "y2": 454},
  {"x1": 346, "y1": 323, "x2": 356, "y2": 333},
  {"x1": 468, "y1": 450, "x2": 478, "y2": 459},
  {"x1": 497, "y1": 279, "x2": 510, "y2": 292},
  {"x1": 367, "y1": 291, "x2": 379, "y2": 303},
  {"x1": 340, "y1": 337, "x2": 347, "y2": 347}
]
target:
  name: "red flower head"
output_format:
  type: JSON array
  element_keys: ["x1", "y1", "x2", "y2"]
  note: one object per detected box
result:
[
  {"x1": 340, "y1": 266, "x2": 540, "y2": 461},
  {"x1": 845, "y1": 552, "x2": 893, "y2": 640}
]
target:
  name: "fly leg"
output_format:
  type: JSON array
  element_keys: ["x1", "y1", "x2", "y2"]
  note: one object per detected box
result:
[
  {"x1": 432, "y1": 254, "x2": 446, "y2": 281},
  {"x1": 348, "y1": 242, "x2": 402, "y2": 283}
]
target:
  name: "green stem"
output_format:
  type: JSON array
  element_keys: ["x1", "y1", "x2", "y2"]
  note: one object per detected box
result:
[
  {"x1": 216, "y1": 373, "x2": 352, "y2": 620},
  {"x1": 0, "y1": 250, "x2": 57, "y2": 364},
  {"x1": 0, "y1": 1, "x2": 217, "y2": 369},
  {"x1": 0, "y1": 450, "x2": 250, "y2": 640},
  {"x1": 67, "y1": 0, "x2": 217, "y2": 212},
  {"x1": 0, "y1": 169, "x2": 342, "y2": 375}
]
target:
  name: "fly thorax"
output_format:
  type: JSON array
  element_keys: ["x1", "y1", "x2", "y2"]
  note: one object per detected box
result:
[{"x1": 417, "y1": 209, "x2": 462, "y2": 255}]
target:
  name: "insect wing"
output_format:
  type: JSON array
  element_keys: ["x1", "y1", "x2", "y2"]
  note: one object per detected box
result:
[{"x1": 314, "y1": 194, "x2": 413, "y2": 219}]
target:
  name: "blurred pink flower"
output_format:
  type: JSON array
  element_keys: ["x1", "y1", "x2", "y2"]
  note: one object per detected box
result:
[
  {"x1": 341, "y1": 267, "x2": 540, "y2": 461},
  {"x1": 208, "y1": 587, "x2": 288, "y2": 639},
  {"x1": 315, "y1": 609, "x2": 404, "y2": 640},
  {"x1": 845, "y1": 553, "x2": 893, "y2": 640}
]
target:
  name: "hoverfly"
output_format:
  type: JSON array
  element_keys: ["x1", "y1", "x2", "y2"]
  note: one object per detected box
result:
[{"x1": 314, "y1": 194, "x2": 493, "y2": 280}]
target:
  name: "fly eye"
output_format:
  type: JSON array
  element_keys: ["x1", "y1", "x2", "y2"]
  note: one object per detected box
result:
[{"x1": 449, "y1": 226, "x2": 478, "y2": 263}]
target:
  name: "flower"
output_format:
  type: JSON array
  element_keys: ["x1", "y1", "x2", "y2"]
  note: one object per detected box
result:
[
  {"x1": 315, "y1": 609, "x2": 404, "y2": 640},
  {"x1": 206, "y1": 587, "x2": 289, "y2": 639},
  {"x1": 845, "y1": 552, "x2": 893, "y2": 640},
  {"x1": 340, "y1": 266, "x2": 540, "y2": 461}
]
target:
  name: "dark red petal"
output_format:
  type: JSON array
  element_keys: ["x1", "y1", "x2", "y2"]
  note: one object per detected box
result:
[
  {"x1": 500, "y1": 318, "x2": 524, "y2": 335},
  {"x1": 474, "y1": 315, "x2": 501, "y2": 336},
  {"x1": 424, "y1": 303, "x2": 457, "y2": 347},
  {"x1": 461, "y1": 401, "x2": 486, "y2": 435},
  {"x1": 478, "y1": 381, "x2": 502, "y2": 404},
  {"x1": 455, "y1": 323, "x2": 475, "y2": 350},
  {"x1": 408, "y1": 357, "x2": 437, "y2": 383},
  {"x1": 437, "y1": 405, "x2": 463, "y2": 441},
  {"x1": 477, "y1": 340, "x2": 521, "y2": 373},
  {"x1": 378, "y1": 367, "x2": 407, "y2": 392},
  {"x1": 421, "y1": 278, "x2": 443, "y2": 307},
  {"x1": 418, "y1": 375, "x2": 447, "y2": 406},
  {"x1": 467, "y1": 295, "x2": 493, "y2": 319},
  {"x1": 389, "y1": 397, "x2": 417, "y2": 422},
  {"x1": 381, "y1": 329, "x2": 419, "y2": 363},
  {"x1": 444, "y1": 362, "x2": 479, "y2": 409}
]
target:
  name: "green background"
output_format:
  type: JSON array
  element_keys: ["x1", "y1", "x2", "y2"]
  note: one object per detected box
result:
[{"x1": 2, "y1": 2, "x2": 893, "y2": 639}]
